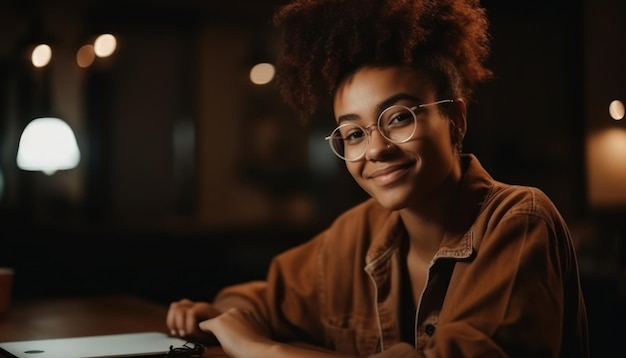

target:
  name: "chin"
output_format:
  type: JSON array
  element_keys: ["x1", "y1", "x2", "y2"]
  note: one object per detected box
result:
[{"x1": 373, "y1": 193, "x2": 410, "y2": 211}]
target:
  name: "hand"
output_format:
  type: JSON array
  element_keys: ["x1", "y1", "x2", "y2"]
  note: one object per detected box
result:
[
  {"x1": 166, "y1": 298, "x2": 222, "y2": 343},
  {"x1": 199, "y1": 307, "x2": 272, "y2": 357}
]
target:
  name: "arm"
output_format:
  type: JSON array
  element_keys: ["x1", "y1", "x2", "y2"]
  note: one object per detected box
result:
[
  {"x1": 201, "y1": 309, "x2": 425, "y2": 358},
  {"x1": 166, "y1": 282, "x2": 267, "y2": 343},
  {"x1": 200, "y1": 308, "x2": 356, "y2": 358},
  {"x1": 167, "y1": 236, "x2": 333, "y2": 353}
]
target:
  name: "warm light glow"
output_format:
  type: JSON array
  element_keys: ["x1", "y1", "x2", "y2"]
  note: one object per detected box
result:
[
  {"x1": 609, "y1": 100, "x2": 625, "y2": 120},
  {"x1": 17, "y1": 117, "x2": 81, "y2": 175},
  {"x1": 249, "y1": 63, "x2": 275, "y2": 85},
  {"x1": 586, "y1": 128, "x2": 626, "y2": 208},
  {"x1": 31, "y1": 44, "x2": 52, "y2": 68},
  {"x1": 77, "y1": 44, "x2": 96, "y2": 68},
  {"x1": 94, "y1": 34, "x2": 117, "y2": 57}
]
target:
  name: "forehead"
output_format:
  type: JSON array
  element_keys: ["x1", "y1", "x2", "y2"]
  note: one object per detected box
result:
[{"x1": 333, "y1": 66, "x2": 436, "y2": 117}]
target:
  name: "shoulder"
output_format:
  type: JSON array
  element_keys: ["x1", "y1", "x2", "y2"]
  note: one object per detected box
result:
[
  {"x1": 461, "y1": 154, "x2": 563, "y2": 224},
  {"x1": 474, "y1": 181, "x2": 581, "y2": 273},
  {"x1": 320, "y1": 198, "x2": 395, "y2": 242},
  {"x1": 486, "y1": 181, "x2": 563, "y2": 224},
  {"x1": 277, "y1": 198, "x2": 393, "y2": 255},
  {"x1": 269, "y1": 198, "x2": 397, "y2": 283},
  {"x1": 312, "y1": 198, "x2": 399, "y2": 257},
  {"x1": 475, "y1": 181, "x2": 574, "y2": 257}
]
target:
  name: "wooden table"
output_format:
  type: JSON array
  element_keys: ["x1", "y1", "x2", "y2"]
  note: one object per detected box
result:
[{"x1": 0, "y1": 295, "x2": 227, "y2": 357}]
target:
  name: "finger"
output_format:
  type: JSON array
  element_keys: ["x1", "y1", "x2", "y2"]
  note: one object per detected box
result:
[
  {"x1": 168, "y1": 299, "x2": 196, "y2": 335},
  {"x1": 166, "y1": 303, "x2": 183, "y2": 335},
  {"x1": 175, "y1": 309, "x2": 194, "y2": 336},
  {"x1": 197, "y1": 316, "x2": 215, "y2": 335},
  {"x1": 169, "y1": 311, "x2": 186, "y2": 337},
  {"x1": 183, "y1": 306, "x2": 200, "y2": 337},
  {"x1": 177, "y1": 298, "x2": 193, "y2": 306}
]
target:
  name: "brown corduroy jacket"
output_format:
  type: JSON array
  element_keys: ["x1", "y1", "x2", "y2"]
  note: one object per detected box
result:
[{"x1": 213, "y1": 154, "x2": 589, "y2": 357}]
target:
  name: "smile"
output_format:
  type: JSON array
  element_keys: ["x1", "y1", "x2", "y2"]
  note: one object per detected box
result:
[{"x1": 366, "y1": 163, "x2": 413, "y2": 186}]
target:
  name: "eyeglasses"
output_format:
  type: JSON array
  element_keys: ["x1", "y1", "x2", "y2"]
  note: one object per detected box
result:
[
  {"x1": 166, "y1": 341, "x2": 205, "y2": 357},
  {"x1": 324, "y1": 99, "x2": 454, "y2": 161}
]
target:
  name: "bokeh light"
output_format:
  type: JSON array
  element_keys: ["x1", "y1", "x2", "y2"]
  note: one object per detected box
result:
[
  {"x1": 94, "y1": 34, "x2": 117, "y2": 57},
  {"x1": 249, "y1": 63, "x2": 275, "y2": 85},
  {"x1": 609, "y1": 100, "x2": 625, "y2": 120},
  {"x1": 76, "y1": 44, "x2": 96, "y2": 68},
  {"x1": 31, "y1": 44, "x2": 52, "y2": 68}
]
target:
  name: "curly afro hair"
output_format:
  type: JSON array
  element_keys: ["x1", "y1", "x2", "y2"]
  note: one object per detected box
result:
[{"x1": 272, "y1": 0, "x2": 493, "y2": 123}]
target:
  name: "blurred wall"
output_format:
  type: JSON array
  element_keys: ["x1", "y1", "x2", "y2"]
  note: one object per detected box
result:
[{"x1": 1, "y1": 0, "x2": 601, "y2": 232}]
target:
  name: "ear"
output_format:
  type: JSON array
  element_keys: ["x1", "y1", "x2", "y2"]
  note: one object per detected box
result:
[
  {"x1": 451, "y1": 98, "x2": 467, "y2": 141},
  {"x1": 454, "y1": 98, "x2": 467, "y2": 134}
]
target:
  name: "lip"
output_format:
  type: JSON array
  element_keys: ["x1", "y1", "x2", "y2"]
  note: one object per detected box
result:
[{"x1": 365, "y1": 163, "x2": 413, "y2": 186}]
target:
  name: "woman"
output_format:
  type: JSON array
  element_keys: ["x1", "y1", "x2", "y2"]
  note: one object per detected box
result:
[{"x1": 166, "y1": 0, "x2": 589, "y2": 356}]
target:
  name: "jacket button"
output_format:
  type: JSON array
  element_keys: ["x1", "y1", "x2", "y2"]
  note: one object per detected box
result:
[{"x1": 425, "y1": 324, "x2": 436, "y2": 336}]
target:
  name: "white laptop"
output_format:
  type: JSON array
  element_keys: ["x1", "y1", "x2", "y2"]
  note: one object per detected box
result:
[{"x1": 0, "y1": 332, "x2": 195, "y2": 358}]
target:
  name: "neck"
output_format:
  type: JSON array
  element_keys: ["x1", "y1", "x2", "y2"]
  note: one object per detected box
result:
[
  {"x1": 399, "y1": 211, "x2": 444, "y2": 263},
  {"x1": 399, "y1": 160, "x2": 462, "y2": 261}
]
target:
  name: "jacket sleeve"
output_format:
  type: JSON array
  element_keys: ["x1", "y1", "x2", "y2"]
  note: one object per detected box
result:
[{"x1": 212, "y1": 233, "x2": 328, "y2": 345}]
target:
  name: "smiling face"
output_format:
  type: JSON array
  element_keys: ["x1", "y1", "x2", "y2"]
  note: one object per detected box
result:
[{"x1": 333, "y1": 66, "x2": 466, "y2": 211}]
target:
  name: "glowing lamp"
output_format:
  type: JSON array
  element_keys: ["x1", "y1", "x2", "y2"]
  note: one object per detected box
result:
[{"x1": 16, "y1": 117, "x2": 81, "y2": 175}]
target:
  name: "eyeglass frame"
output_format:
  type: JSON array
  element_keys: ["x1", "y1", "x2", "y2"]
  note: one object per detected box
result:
[
  {"x1": 166, "y1": 341, "x2": 205, "y2": 357},
  {"x1": 324, "y1": 99, "x2": 455, "y2": 161}
]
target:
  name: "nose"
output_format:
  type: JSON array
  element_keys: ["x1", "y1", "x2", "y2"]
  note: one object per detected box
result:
[{"x1": 364, "y1": 124, "x2": 392, "y2": 160}]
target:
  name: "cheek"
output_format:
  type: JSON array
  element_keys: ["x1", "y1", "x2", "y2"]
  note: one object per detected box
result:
[
  {"x1": 416, "y1": 124, "x2": 455, "y2": 153},
  {"x1": 346, "y1": 162, "x2": 370, "y2": 189},
  {"x1": 346, "y1": 162, "x2": 361, "y2": 180},
  {"x1": 399, "y1": 129, "x2": 455, "y2": 168}
]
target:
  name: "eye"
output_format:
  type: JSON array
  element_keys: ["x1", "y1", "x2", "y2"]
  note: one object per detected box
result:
[
  {"x1": 339, "y1": 125, "x2": 366, "y2": 143},
  {"x1": 382, "y1": 107, "x2": 415, "y2": 128}
]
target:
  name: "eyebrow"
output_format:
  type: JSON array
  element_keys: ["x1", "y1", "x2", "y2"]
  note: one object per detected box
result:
[{"x1": 336, "y1": 93, "x2": 423, "y2": 124}]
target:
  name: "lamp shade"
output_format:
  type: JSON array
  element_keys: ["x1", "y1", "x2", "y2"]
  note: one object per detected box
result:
[{"x1": 16, "y1": 117, "x2": 81, "y2": 175}]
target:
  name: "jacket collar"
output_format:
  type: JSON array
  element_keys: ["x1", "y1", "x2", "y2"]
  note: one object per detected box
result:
[{"x1": 365, "y1": 154, "x2": 493, "y2": 268}]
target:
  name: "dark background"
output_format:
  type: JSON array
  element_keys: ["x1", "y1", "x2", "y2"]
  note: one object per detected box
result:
[{"x1": 0, "y1": 0, "x2": 624, "y2": 356}]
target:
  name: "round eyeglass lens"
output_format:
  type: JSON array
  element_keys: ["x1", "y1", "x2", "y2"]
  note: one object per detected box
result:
[
  {"x1": 378, "y1": 105, "x2": 417, "y2": 143},
  {"x1": 328, "y1": 123, "x2": 367, "y2": 161}
]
